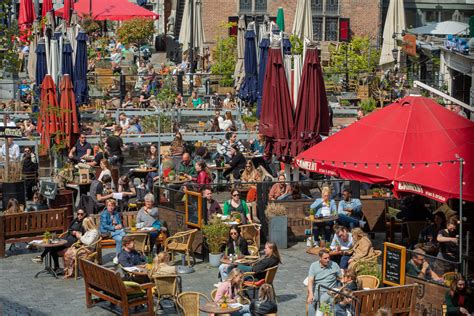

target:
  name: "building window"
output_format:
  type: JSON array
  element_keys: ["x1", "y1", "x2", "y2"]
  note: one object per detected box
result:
[
  {"x1": 326, "y1": 0, "x2": 339, "y2": 15},
  {"x1": 311, "y1": 0, "x2": 341, "y2": 41},
  {"x1": 325, "y1": 17, "x2": 338, "y2": 41},
  {"x1": 239, "y1": 0, "x2": 267, "y2": 14},
  {"x1": 311, "y1": 0, "x2": 323, "y2": 15},
  {"x1": 239, "y1": 0, "x2": 252, "y2": 13},
  {"x1": 255, "y1": 0, "x2": 267, "y2": 12},
  {"x1": 313, "y1": 17, "x2": 323, "y2": 41}
]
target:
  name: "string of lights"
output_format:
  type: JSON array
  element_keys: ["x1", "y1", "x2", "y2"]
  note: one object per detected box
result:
[{"x1": 298, "y1": 157, "x2": 463, "y2": 169}]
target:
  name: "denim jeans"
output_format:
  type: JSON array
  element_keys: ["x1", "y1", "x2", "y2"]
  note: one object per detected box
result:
[
  {"x1": 308, "y1": 291, "x2": 332, "y2": 316},
  {"x1": 231, "y1": 305, "x2": 250, "y2": 316},
  {"x1": 111, "y1": 229, "x2": 126, "y2": 255},
  {"x1": 339, "y1": 255, "x2": 351, "y2": 269},
  {"x1": 219, "y1": 263, "x2": 230, "y2": 280},
  {"x1": 337, "y1": 214, "x2": 360, "y2": 228}
]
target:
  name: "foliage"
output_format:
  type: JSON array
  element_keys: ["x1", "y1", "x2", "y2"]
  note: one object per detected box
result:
[
  {"x1": 156, "y1": 74, "x2": 177, "y2": 107},
  {"x1": 140, "y1": 114, "x2": 172, "y2": 134},
  {"x1": 202, "y1": 216, "x2": 230, "y2": 254},
  {"x1": 0, "y1": 8, "x2": 21, "y2": 77},
  {"x1": 117, "y1": 18, "x2": 155, "y2": 46},
  {"x1": 325, "y1": 36, "x2": 380, "y2": 77},
  {"x1": 80, "y1": 14, "x2": 101, "y2": 37},
  {"x1": 242, "y1": 107, "x2": 258, "y2": 124},
  {"x1": 357, "y1": 261, "x2": 382, "y2": 281},
  {"x1": 359, "y1": 97, "x2": 377, "y2": 113},
  {"x1": 289, "y1": 34, "x2": 304, "y2": 56},
  {"x1": 265, "y1": 203, "x2": 287, "y2": 219},
  {"x1": 319, "y1": 302, "x2": 332, "y2": 313},
  {"x1": 211, "y1": 22, "x2": 237, "y2": 87}
]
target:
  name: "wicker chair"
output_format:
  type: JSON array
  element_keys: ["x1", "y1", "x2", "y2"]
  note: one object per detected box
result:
[
  {"x1": 442, "y1": 272, "x2": 459, "y2": 287},
  {"x1": 241, "y1": 265, "x2": 278, "y2": 299},
  {"x1": 176, "y1": 291, "x2": 210, "y2": 316},
  {"x1": 127, "y1": 233, "x2": 150, "y2": 255},
  {"x1": 73, "y1": 237, "x2": 102, "y2": 280},
  {"x1": 153, "y1": 274, "x2": 181, "y2": 307},
  {"x1": 240, "y1": 223, "x2": 261, "y2": 249},
  {"x1": 164, "y1": 229, "x2": 198, "y2": 267},
  {"x1": 248, "y1": 245, "x2": 259, "y2": 256},
  {"x1": 357, "y1": 275, "x2": 380, "y2": 289}
]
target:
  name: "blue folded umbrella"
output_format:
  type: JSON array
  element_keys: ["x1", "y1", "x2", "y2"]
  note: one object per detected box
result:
[
  {"x1": 62, "y1": 42, "x2": 74, "y2": 82},
  {"x1": 73, "y1": 32, "x2": 89, "y2": 106},
  {"x1": 256, "y1": 37, "x2": 270, "y2": 118},
  {"x1": 238, "y1": 29, "x2": 259, "y2": 105}
]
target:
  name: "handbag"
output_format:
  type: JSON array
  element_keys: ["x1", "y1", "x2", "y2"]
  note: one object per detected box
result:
[{"x1": 151, "y1": 219, "x2": 161, "y2": 230}]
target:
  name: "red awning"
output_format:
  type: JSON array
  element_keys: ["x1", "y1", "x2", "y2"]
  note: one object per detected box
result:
[
  {"x1": 294, "y1": 96, "x2": 474, "y2": 202},
  {"x1": 55, "y1": 0, "x2": 159, "y2": 21}
]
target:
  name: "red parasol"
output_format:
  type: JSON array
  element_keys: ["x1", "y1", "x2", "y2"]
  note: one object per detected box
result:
[
  {"x1": 294, "y1": 96, "x2": 474, "y2": 202},
  {"x1": 37, "y1": 75, "x2": 61, "y2": 156},
  {"x1": 259, "y1": 47, "x2": 294, "y2": 159},
  {"x1": 59, "y1": 74, "x2": 80, "y2": 149},
  {"x1": 291, "y1": 47, "x2": 330, "y2": 157},
  {"x1": 42, "y1": 0, "x2": 53, "y2": 17},
  {"x1": 18, "y1": 0, "x2": 36, "y2": 26},
  {"x1": 63, "y1": 0, "x2": 73, "y2": 24}
]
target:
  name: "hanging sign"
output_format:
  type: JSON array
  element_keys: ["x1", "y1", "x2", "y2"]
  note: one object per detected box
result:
[{"x1": 0, "y1": 127, "x2": 22, "y2": 138}]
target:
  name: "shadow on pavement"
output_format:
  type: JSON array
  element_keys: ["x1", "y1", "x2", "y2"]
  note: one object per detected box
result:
[{"x1": 0, "y1": 296, "x2": 49, "y2": 316}]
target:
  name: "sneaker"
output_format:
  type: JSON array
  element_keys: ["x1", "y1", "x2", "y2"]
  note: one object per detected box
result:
[
  {"x1": 32, "y1": 256, "x2": 43, "y2": 263},
  {"x1": 113, "y1": 257, "x2": 119, "y2": 265}
]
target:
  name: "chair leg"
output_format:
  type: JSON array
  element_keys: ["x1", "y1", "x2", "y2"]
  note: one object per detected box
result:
[{"x1": 74, "y1": 259, "x2": 78, "y2": 280}]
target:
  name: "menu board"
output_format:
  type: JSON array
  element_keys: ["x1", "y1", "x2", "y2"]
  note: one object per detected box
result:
[
  {"x1": 383, "y1": 242, "x2": 406, "y2": 286},
  {"x1": 40, "y1": 181, "x2": 58, "y2": 200},
  {"x1": 185, "y1": 190, "x2": 202, "y2": 228}
]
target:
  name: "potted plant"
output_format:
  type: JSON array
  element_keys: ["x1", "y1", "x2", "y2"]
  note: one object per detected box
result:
[
  {"x1": 319, "y1": 302, "x2": 332, "y2": 316},
  {"x1": 43, "y1": 230, "x2": 52, "y2": 244},
  {"x1": 309, "y1": 208, "x2": 315, "y2": 220},
  {"x1": 168, "y1": 170, "x2": 176, "y2": 181},
  {"x1": 265, "y1": 203, "x2": 288, "y2": 249},
  {"x1": 130, "y1": 219, "x2": 138, "y2": 232},
  {"x1": 202, "y1": 216, "x2": 230, "y2": 267}
]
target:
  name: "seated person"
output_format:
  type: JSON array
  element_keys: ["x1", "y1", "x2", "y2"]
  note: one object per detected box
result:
[
  {"x1": 268, "y1": 174, "x2": 291, "y2": 201},
  {"x1": 347, "y1": 228, "x2": 376, "y2": 271},
  {"x1": 148, "y1": 252, "x2": 176, "y2": 278},
  {"x1": 219, "y1": 225, "x2": 250, "y2": 280},
  {"x1": 188, "y1": 161, "x2": 212, "y2": 191},
  {"x1": 223, "y1": 145, "x2": 246, "y2": 180},
  {"x1": 137, "y1": 193, "x2": 161, "y2": 253},
  {"x1": 237, "y1": 242, "x2": 281, "y2": 280},
  {"x1": 68, "y1": 133, "x2": 92, "y2": 163},
  {"x1": 87, "y1": 146, "x2": 107, "y2": 168},
  {"x1": 309, "y1": 186, "x2": 337, "y2": 241},
  {"x1": 99, "y1": 199, "x2": 126, "y2": 264},
  {"x1": 445, "y1": 274, "x2": 474, "y2": 315},
  {"x1": 419, "y1": 211, "x2": 446, "y2": 244},
  {"x1": 117, "y1": 175, "x2": 136, "y2": 211},
  {"x1": 215, "y1": 268, "x2": 251, "y2": 316},
  {"x1": 341, "y1": 269, "x2": 360, "y2": 291},
  {"x1": 118, "y1": 236, "x2": 146, "y2": 267},
  {"x1": 28, "y1": 192, "x2": 49, "y2": 212},
  {"x1": 279, "y1": 183, "x2": 311, "y2": 201},
  {"x1": 203, "y1": 188, "x2": 222, "y2": 222},
  {"x1": 176, "y1": 153, "x2": 196, "y2": 179},
  {"x1": 337, "y1": 189, "x2": 364, "y2": 228},
  {"x1": 223, "y1": 189, "x2": 252, "y2": 224},
  {"x1": 329, "y1": 226, "x2": 353, "y2": 269},
  {"x1": 220, "y1": 132, "x2": 246, "y2": 163},
  {"x1": 249, "y1": 284, "x2": 278, "y2": 316},
  {"x1": 89, "y1": 174, "x2": 114, "y2": 210},
  {"x1": 240, "y1": 160, "x2": 261, "y2": 202},
  {"x1": 334, "y1": 288, "x2": 354, "y2": 316},
  {"x1": 406, "y1": 248, "x2": 442, "y2": 281}
]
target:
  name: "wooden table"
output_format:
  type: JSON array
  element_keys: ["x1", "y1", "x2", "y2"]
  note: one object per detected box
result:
[
  {"x1": 124, "y1": 227, "x2": 159, "y2": 234},
  {"x1": 133, "y1": 167, "x2": 157, "y2": 179},
  {"x1": 305, "y1": 215, "x2": 338, "y2": 242},
  {"x1": 220, "y1": 256, "x2": 259, "y2": 265},
  {"x1": 122, "y1": 265, "x2": 150, "y2": 277},
  {"x1": 34, "y1": 239, "x2": 68, "y2": 279},
  {"x1": 199, "y1": 302, "x2": 242, "y2": 315},
  {"x1": 163, "y1": 178, "x2": 188, "y2": 185}
]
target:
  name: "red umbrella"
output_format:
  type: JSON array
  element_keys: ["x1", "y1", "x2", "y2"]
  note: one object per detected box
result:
[
  {"x1": 291, "y1": 47, "x2": 330, "y2": 157},
  {"x1": 37, "y1": 75, "x2": 61, "y2": 156},
  {"x1": 63, "y1": 0, "x2": 73, "y2": 24},
  {"x1": 59, "y1": 74, "x2": 80, "y2": 149},
  {"x1": 18, "y1": 0, "x2": 36, "y2": 26},
  {"x1": 259, "y1": 47, "x2": 294, "y2": 159},
  {"x1": 294, "y1": 96, "x2": 474, "y2": 202},
  {"x1": 42, "y1": 0, "x2": 53, "y2": 17}
]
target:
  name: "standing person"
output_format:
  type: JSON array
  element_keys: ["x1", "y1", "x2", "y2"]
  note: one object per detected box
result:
[
  {"x1": 68, "y1": 133, "x2": 92, "y2": 163},
  {"x1": 219, "y1": 225, "x2": 250, "y2": 280},
  {"x1": 106, "y1": 126, "x2": 127, "y2": 168},
  {"x1": 307, "y1": 249, "x2": 342, "y2": 316},
  {"x1": 309, "y1": 186, "x2": 337, "y2": 241},
  {"x1": 249, "y1": 284, "x2": 278, "y2": 316},
  {"x1": 437, "y1": 216, "x2": 459, "y2": 265},
  {"x1": 223, "y1": 189, "x2": 252, "y2": 224},
  {"x1": 202, "y1": 188, "x2": 222, "y2": 222},
  {"x1": 99, "y1": 199, "x2": 126, "y2": 264},
  {"x1": 1, "y1": 137, "x2": 20, "y2": 161},
  {"x1": 223, "y1": 145, "x2": 246, "y2": 180},
  {"x1": 337, "y1": 189, "x2": 364, "y2": 228},
  {"x1": 21, "y1": 146, "x2": 38, "y2": 200},
  {"x1": 445, "y1": 274, "x2": 473, "y2": 315}
]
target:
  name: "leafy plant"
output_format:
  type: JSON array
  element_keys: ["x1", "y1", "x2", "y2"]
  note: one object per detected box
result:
[
  {"x1": 359, "y1": 97, "x2": 377, "y2": 113},
  {"x1": 211, "y1": 22, "x2": 237, "y2": 87},
  {"x1": 0, "y1": 9, "x2": 21, "y2": 78},
  {"x1": 117, "y1": 17, "x2": 155, "y2": 46},
  {"x1": 80, "y1": 14, "x2": 101, "y2": 37},
  {"x1": 43, "y1": 230, "x2": 52, "y2": 240},
  {"x1": 289, "y1": 34, "x2": 304, "y2": 56},
  {"x1": 265, "y1": 203, "x2": 287, "y2": 219},
  {"x1": 156, "y1": 74, "x2": 177, "y2": 107},
  {"x1": 356, "y1": 261, "x2": 382, "y2": 281},
  {"x1": 202, "y1": 216, "x2": 230, "y2": 254},
  {"x1": 140, "y1": 114, "x2": 172, "y2": 134},
  {"x1": 319, "y1": 302, "x2": 332, "y2": 313}
]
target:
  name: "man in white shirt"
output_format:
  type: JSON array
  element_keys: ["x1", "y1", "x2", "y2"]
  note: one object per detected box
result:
[
  {"x1": 329, "y1": 225, "x2": 353, "y2": 270},
  {"x1": 0, "y1": 115, "x2": 16, "y2": 127},
  {"x1": 1, "y1": 138, "x2": 20, "y2": 161}
]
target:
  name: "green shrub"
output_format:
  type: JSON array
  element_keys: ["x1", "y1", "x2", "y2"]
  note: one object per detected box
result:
[
  {"x1": 202, "y1": 216, "x2": 230, "y2": 254},
  {"x1": 359, "y1": 97, "x2": 377, "y2": 113}
]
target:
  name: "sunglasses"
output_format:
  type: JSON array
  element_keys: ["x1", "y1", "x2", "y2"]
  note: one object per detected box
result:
[
  {"x1": 77, "y1": 213, "x2": 85, "y2": 216},
  {"x1": 232, "y1": 194, "x2": 240, "y2": 197},
  {"x1": 230, "y1": 232, "x2": 238, "y2": 235}
]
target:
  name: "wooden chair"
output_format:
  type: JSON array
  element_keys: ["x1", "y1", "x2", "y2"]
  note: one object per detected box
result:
[
  {"x1": 442, "y1": 271, "x2": 459, "y2": 287},
  {"x1": 176, "y1": 291, "x2": 211, "y2": 316},
  {"x1": 240, "y1": 223, "x2": 261, "y2": 249},
  {"x1": 241, "y1": 265, "x2": 278, "y2": 299},
  {"x1": 164, "y1": 229, "x2": 198, "y2": 267},
  {"x1": 127, "y1": 233, "x2": 150, "y2": 255},
  {"x1": 357, "y1": 275, "x2": 380, "y2": 289},
  {"x1": 153, "y1": 274, "x2": 181, "y2": 307},
  {"x1": 72, "y1": 237, "x2": 102, "y2": 280},
  {"x1": 353, "y1": 284, "x2": 417, "y2": 315},
  {"x1": 79, "y1": 259, "x2": 154, "y2": 316}
]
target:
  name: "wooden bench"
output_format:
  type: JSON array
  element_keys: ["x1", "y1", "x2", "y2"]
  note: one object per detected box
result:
[
  {"x1": 0, "y1": 208, "x2": 68, "y2": 257},
  {"x1": 91, "y1": 211, "x2": 138, "y2": 264},
  {"x1": 352, "y1": 284, "x2": 417, "y2": 315},
  {"x1": 79, "y1": 259, "x2": 154, "y2": 316}
]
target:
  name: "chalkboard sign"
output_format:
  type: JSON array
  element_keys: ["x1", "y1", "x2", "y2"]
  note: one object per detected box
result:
[
  {"x1": 383, "y1": 242, "x2": 406, "y2": 286},
  {"x1": 0, "y1": 126, "x2": 22, "y2": 138},
  {"x1": 40, "y1": 181, "x2": 58, "y2": 200},
  {"x1": 185, "y1": 190, "x2": 202, "y2": 228}
]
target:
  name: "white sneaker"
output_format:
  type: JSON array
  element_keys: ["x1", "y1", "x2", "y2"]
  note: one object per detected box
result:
[
  {"x1": 359, "y1": 220, "x2": 366, "y2": 228},
  {"x1": 113, "y1": 257, "x2": 119, "y2": 264}
]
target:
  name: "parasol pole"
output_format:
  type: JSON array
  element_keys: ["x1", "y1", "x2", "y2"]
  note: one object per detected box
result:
[
  {"x1": 458, "y1": 156, "x2": 464, "y2": 269},
  {"x1": 3, "y1": 114, "x2": 10, "y2": 182}
]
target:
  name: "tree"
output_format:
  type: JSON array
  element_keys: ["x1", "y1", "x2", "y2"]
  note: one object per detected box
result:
[
  {"x1": 0, "y1": 5, "x2": 21, "y2": 78},
  {"x1": 117, "y1": 17, "x2": 155, "y2": 47},
  {"x1": 210, "y1": 22, "x2": 237, "y2": 87},
  {"x1": 324, "y1": 36, "x2": 380, "y2": 76}
]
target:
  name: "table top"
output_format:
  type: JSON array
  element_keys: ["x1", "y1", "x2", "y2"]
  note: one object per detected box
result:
[
  {"x1": 220, "y1": 256, "x2": 259, "y2": 265},
  {"x1": 163, "y1": 177, "x2": 188, "y2": 184},
  {"x1": 305, "y1": 215, "x2": 338, "y2": 223},
  {"x1": 124, "y1": 227, "x2": 158, "y2": 234},
  {"x1": 134, "y1": 167, "x2": 157, "y2": 173},
  {"x1": 199, "y1": 302, "x2": 242, "y2": 314},
  {"x1": 34, "y1": 239, "x2": 68, "y2": 248},
  {"x1": 208, "y1": 165, "x2": 227, "y2": 171},
  {"x1": 122, "y1": 265, "x2": 150, "y2": 276}
]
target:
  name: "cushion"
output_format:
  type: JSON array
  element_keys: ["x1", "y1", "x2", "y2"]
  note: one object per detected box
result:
[
  {"x1": 123, "y1": 281, "x2": 145, "y2": 298},
  {"x1": 243, "y1": 278, "x2": 265, "y2": 287}
]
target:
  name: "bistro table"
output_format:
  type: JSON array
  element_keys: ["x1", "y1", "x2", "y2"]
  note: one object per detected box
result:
[
  {"x1": 305, "y1": 215, "x2": 339, "y2": 241},
  {"x1": 133, "y1": 167, "x2": 158, "y2": 179},
  {"x1": 220, "y1": 255, "x2": 259, "y2": 265},
  {"x1": 34, "y1": 239, "x2": 68, "y2": 279},
  {"x1": 124, "y1": 227, "x2": 159, "y2": 234},
  {"x1": 208, "y1": 165, "x2": 227, "y2": 188},
  {"x1": 200, "y1": 302, "x2": 242, "y2": 315}
]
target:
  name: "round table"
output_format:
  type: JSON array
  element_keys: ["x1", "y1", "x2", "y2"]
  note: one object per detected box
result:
[
  {"x1": 124, "y1": 227, "x2": 159, "y2": 234},
  {"x1": 34, "y1": 239, "x2": 68, "y2": 279},
  {"x1": 220, "y1": 256, "x2": 259, "y2": 266},
  {"x1": 163, "y1": 178, "x2": 188, "y2": 185},
  {"x1": 199, "y1": 302, "x2": 242, "y2": 315},
  {"x1": 133, "y1": 167, "x2": 158, "y2": 179}
]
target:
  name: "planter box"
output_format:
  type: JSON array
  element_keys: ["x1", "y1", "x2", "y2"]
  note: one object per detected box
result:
[{"x1": 268, "y1": 216, "x2": 288, "y2": 249}]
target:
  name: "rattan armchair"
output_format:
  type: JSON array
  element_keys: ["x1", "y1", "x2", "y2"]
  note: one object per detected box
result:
[
  {"x1": 241, "y1": 265, "x2": 278, "y2": 299},
  {"x1": 357, "y1": 274, "x2": 380, "y2": 289},
  {"x1": 176, "y1": 291, "x2": 210, "y2": 316},
  {"x1": 240, "y1": 223, "x2": 261, "y2": 249},
  {"x1": 127, "y1": 233, "x2": 150, "y2": 255},
  {"x1": 153, "y1": 274, "x2": 181, "y2": 307},
  {"x1": 164, "y1": 229, "x2": 198, "y2": 267}
]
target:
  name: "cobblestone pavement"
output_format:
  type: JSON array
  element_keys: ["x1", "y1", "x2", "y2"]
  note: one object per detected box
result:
[{"x1": 0, "y1": 242, "x2": 315, "y2": 316}]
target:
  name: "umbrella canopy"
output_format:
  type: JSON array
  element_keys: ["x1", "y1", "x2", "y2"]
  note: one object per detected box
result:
[
  {"x1": 234, "y1": 15, "x2": 246, "y2": 92},
  {"x1": 292, "y1": 54, "x2": 302, "y2": 108},
  {"x1": 27, "y1": 21, "x2": 40, "y2": 82},
  {"x1": 409, "y1": 21, "x2": 469, "y2": 35},
  {"x1": 379, "y1": 0, "x2": 405, "y2": 66},
  {"x1": 42, "y1": 0, "x2": 53, "y2": 17},
  {"x1": 59, "y1": 74, "x2": 80, "y2": 148},
  {"x1": 63, "y1": 0, "x2": 73, "y2": 24},
  {"x1": 55, "y1": 0, "x2": 159, "y2": 20},
  {"x1": 259, "y1": 46, "x2": 294, "y2": 159},
  {"x1": 295, "y1": 96, "x2": 474, "y2": 202},
  {"x1": 62, "y1": 41, "x2": 74, "y2": 82},
  {"x1": 37, "y1": 75, "x2": 61, "y2": 156},
  {"x1": 18, "y1": 0, "x2": 36, "y2": 26},
  {"x1": 292, "y1": 0, "x2": 313, "y2": 40},
  {"x1": 179, "y1": 0, "x2": 205, "y2": 57},
  {"x1": 74, "y1": 31, "x2": 89, "y2": 106},
  {"x1": 50, "y1": 39, "x2": 60, "y2": 84},
  {"x1": 35, "y1": 39, "x2": 48, "y2": 88},
  {"x1": 276, "y1": 7, "x2": 285, "y2": 32},
  {"x1": 238, "y1": 28, "x2": 259, "y2": 104},
  {"x1": 256, "y1": 36, "x2": 270, "y2": 118},
  {"x1": 291, "y1": 47, "x2": 329, "y2": 156}
]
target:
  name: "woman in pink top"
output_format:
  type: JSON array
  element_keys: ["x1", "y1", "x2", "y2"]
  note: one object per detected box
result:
[
  {"x1": 214, "y1": 268, "x2": 251, "y2": 315},
  {"x1": 190, "y1": 160, "x2": 212, "y2": 191}
]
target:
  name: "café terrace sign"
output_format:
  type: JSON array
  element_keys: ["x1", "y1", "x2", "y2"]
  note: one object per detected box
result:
[{"x1": 0, "y1": 126, "x2": 22, "y2": 138}]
